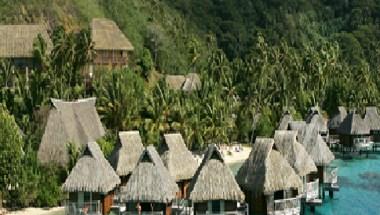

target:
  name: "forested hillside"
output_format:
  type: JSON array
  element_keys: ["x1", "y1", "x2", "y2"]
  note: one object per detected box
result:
[{"x1": 1, "y1": 0, "x2": 380, "y2": 208}]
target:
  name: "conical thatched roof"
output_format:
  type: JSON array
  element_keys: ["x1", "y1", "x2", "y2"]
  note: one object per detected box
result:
[
  {"x1": 289, "y1": 121, "x2": 334, "y2": 166},
  {"x1": 165, "y1": 75, "x2": 186, "y2": 90},
  {"x1": 0, "y1": 24, "x2": 52, "y2": 58},
  {"x1": 38, "y1": 98, "x2": 105, "y2": 167},
  {"x1": 328, "y1": 106, "x2": 347, "y2": 130},
  {"x1": 182, "y1": 73, "x2": 201, "y2": 92},
  {"x1": 236, "y1": 138, "x2": 302, "y2": 197},
  {"x1": 62, "y1": 142, "x2": 120, "y2": 193},
  {"x1": 109, "y1": 131, "x2": 144, "y2": 177},
  {"x1": 188, "y1": 144, "x2": 244, "y2": 202},
  {"x1": 277, "y1": 111, "x2": 293, "y2": 130},
  {"x1": 120, "y1": 146, "x2": 178, "y2": 203},
  {"x1": 305, "y1": 106, "x2": 322, "y2": 122},
  {"x1": 160, "y1": 133, "x2": 198, "y2": 182},
  {"x1": 165, "y1": 73, "x2": 201, "y2": 91},
  {"x1": 274, "y1": 131, "x2": 317, "y2": 176},
  {"x1": 337, "y1": 112, "x2": 370, "y2": 135},
  {"x1": 91, "y1": 18, "x2": 134, "y2": 51},
  {"x1": 364, "y1": 106, "x2": 380, "y2": 131}
]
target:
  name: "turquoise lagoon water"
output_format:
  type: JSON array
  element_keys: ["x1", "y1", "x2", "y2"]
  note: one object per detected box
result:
[{"x1": 229, "y1": 154, "x2": 380, "y2": 215}]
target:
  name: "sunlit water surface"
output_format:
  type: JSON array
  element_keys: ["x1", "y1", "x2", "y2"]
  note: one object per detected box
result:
[{"x1": 229, "y1": 154, "x2": 380, "y2": 215}]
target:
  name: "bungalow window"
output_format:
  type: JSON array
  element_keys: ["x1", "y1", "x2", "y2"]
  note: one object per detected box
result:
[{"x1": 208, "y1": 200, "x2": 225, "y2": 213}]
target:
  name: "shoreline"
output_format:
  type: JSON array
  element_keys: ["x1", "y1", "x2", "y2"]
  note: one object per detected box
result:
[{"x1": 5, "y1": 207, "x2": 64, "y2": 215}]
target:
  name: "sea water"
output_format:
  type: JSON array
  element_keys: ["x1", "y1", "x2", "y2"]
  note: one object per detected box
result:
[{"x1": 229, "y1": 154, "x2": 380, "y2": 215}]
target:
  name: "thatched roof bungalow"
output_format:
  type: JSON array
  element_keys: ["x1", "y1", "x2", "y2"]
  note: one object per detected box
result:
[
  {"x1": 165, "y1": 73, "x2": 201, "y2": 91},
  {"x1": 0, "y1": 24, "x2": 52, "y2": 70},
  {"x1": 328, "y1": 106, "x2": 347, "y2": 134},
  {"x1": 364, "y1": 106, "x2": 380, "y2": 142},
  {"x1": 289, "y1": 121, "x2": 336, "y2": 199},
  {"x1": 62, "y1": 142, "x2": 120, "y2": 215},
  {"x1": 38, "y1": 98, "x2": 105, "y2": 167},
  {"x1": 188, "y1": 144, "x2": 244, "y2": 214},
  {"x1": 160, "y1": 133, "x2": 198, "y2": 199},
  {"x1": 91, "y1": 18, "x2": 134, "y2": 68},
  {"x1": 337, "y1": 112, "x2": 371, "y2": 148},
  {"x1": 277, "y1": 111, "x2": 293, "y2": 130},
  {"x1": 109, "y1": 131, "x2": 144, "y2": 184},
  {"x1": 120, "y1": 146, "x2": 177, "y2": 214},
  {"x1": 236, "y1": 138, "x2": 302, "y2": 215},
  {"x1": 274, "y1": 130, "x2": 317, "y2": 177}
]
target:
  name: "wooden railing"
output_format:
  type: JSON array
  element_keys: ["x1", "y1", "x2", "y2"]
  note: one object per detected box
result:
[
  {"x1": 269, "y1": 197, "x2": 301, "y2": 215},
  {"x1": 305, "y1": 179, "x2": 319, "y2": 201},
  {"x1": 353, "y1": 138, "x2": 372, "y2": 150},
  {"x1": 65, "y1": 200, "x2": 102, "y2": 215}
]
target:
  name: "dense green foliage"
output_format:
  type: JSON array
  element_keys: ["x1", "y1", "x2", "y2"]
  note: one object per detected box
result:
[{"x1": 0, "y1": 0, "x2": 380, "y2": 209}]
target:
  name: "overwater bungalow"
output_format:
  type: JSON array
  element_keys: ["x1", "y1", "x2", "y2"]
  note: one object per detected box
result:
[
  {"x1": 120, "y1": 146, "x2": 178, "y2": 215},
  {"x1": 289, "y1": 120, "x2": 338, "y2": 198},
  {"x1": 273, "y1": 130, "x2": 320, "y2": 207},
  {"x1": 236, "y1": 138, "x2": 302, "y2": 215},
  {"x1": 165, "y1": 73, "x2": 201, "y2": 91},
  {"x1": 188, "y1": 144, "x2": 245, "y2": 215},
  {"x1": 364, "y1": 106, "x2": 380, "y2": 143},
  {"x1": 0, "y1": 24, "x2": 52, "y2": 71},
  {"x1": 328, "y1": 106, "x2": 347, "y2": 136},
  {"x1": 306, "y1": 106, "x2": 329, "y2": 142},
  {"x1": 160, "y1": 133, "x2": 198, "y2": 199},
  {"x1": 37, "y1": 98, "x2": 105, "y2": 167},
  {"x1": 277, "y1": 111, "x2": 293, "y2": 130},
  {"x1": 91, "y1": 18, "x2": 134, "y2": 70},
  {"x1": 337, "y1": 112, "x2": 371, "y2": 151},
  {"x1": 62, "y1": 142, "x2": 121, "y2": 215},
  {"x1": 109, "y1": 131, "x2": 144, "y2": 185}
]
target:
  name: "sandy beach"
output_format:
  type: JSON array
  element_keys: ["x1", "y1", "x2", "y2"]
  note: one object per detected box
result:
[
  {"x1": 222, "y1": 146, "x2": 252, "y2": 164},
  {"x1": 5, "y1": 207, "x2": 64, "y2": 215}
]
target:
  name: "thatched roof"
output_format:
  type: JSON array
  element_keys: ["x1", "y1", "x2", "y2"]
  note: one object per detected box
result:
[
  {"x1": 364, "y1": 106, "x2": 380, "y2": 131},
  {"x1": 188, "y1": 144, "x2": 244, "y2": 202},
  {"x1": 0, "y1": 24, "x2": 52, "y2": 58},
  {"x1": 182, "y1": 73, "x2": 201, "y2": 92},
  {"x1": 337, "y1": 112, "x2": 370, "y2": 135},
  {"x1": 165, "y1": 75, "x2": 186, "y2": 90},
  {"x1": 62, "y1": 142, "x2": 120, "y2": 193},
  {"x1": 277, "y1": 112, "x2": 293, "y2": 130},
  {"x1": 236, "y1": 138, "x2": 302, "y2": 196},
  {"x1": 38, "y1": 98, "x2": 105, "y2": 167},
  {"x1": 328, "y1": 106, "x2": 347, "y2": 129},
  {"x1": 91, "y1": 18, "x2": 134, "y2": 51},
  {"x1": 289, "y1": 121, "x2": 334, "y2": 166},
  {"x1": 160, "y1": 133, "x2": 198, "y2": 181},
  {"x1": 165, "y1": 73, "x2": 201, "y2": 91},
  {"x1": 120, "y1": 146, "x2": 178, "y2": 203},
  {"x1": 274, "y1": 130, "x2": 317, "y2": 176},
  {"x1": 307, "y1": 111, "x2": 328, "y2": 133},
  {"x1": 305, "y1": 106, "x2": 322, "y2": 122},
  {"x1": 109, "y1": 131, "x2": 144, "y2": 177}
]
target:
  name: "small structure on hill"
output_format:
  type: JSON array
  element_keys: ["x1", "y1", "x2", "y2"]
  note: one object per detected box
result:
[
  {"x1": 120, "y1": 146, "x2": 178, "y2": 215},
  {"x1": 165, "y1": 73, "x2": 201, "y2": 91},
  {"x1": 236, "y1": 138, "x2": 302, "y2": 215},
  {"x1": 91, "y1": 18, "x2": 134, "y2": 70},
  {"x1": 62, "y1": 142, "x2": 121, "y2": 215},
  {"x1": 188, "y1": 144, "x2": 244, "y2": 214},
  {"x1": 160, "y1": 133, "x2": 198, "y2": 199},
  {"x1": 274, "y1": 130, "x2": 320, "y2": 207},
  {"x1": 337, "y1": 112, "x2": 371, "y2": 151},
  {"x1": 38, "y1": 98, "x2": 105, "y2": 167},
  {"x1": 364, "y1": 106, "x2": 380, "y2": 143},
  {"x1": 109, "y1": 131, "x2": 144, "y2": 185},
  {"x1": 0, "y1": 24, "x2": 52, "y2": 71}
]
